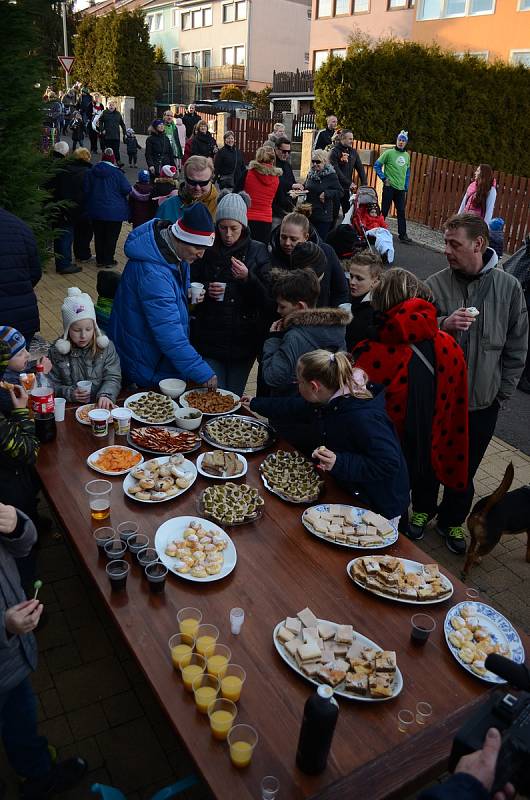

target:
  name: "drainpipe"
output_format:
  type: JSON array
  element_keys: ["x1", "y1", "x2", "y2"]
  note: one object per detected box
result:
[{"x1": 246, "y1": 0, "x2": 251, "y2": 89}]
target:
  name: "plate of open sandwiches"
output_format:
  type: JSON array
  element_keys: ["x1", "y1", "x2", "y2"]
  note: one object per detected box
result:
[
  {"x1": 196, "y1": 450, "x2": 247, "y2": 480},
  {"x1": 180, "y1": 388, "x2": 240, "y2": 416},
  {"x1": 123, "y1": 454, "x2": 196, "y2": 503},
  {"x1": 124, "y1": 392, "x2": 178, "y2": 425},
  {"x1": 154, "y1": 516, "x2": 237, "y2": 582},
  {"x1": 87, "y1": 445, "x2": 143, "y2": 476},
  {"x1": 75, "y1": 403, "x2": 96, "y2": 425},
  {"x1": 201, "y1": 415, "x2": 274, "y2": 453},
  {"x1": 274, "y1": 606, "x2": 402, "y2": 702},
  {"x1": 302, "y1": 505, "x2": 398, "y2": 549},
  {"x1": 444, "y1": 601, "x2": 524, "y2": 683},
  {"x1": 198, "y1": 483, "x2": 264, "y2": 525},
  {"x1": 128, "y1": 426, "x2": 201, "y2": 455},
  {"x1": 260, "y1": 450, "x2": 324, "y2": 504},
  {"x1": 348, "y1": 555, "x2": 453, "y2": 604}
]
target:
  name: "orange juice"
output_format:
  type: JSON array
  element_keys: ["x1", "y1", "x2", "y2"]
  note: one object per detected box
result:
[
  {"x1": 179, "y1": 617, "x2": 200, "y2": 638},
  {"x1": 181, "y1": 663, "x2": 204, "y2": 691},
  {"x1": 207, "y1": 654, "x2": 229, "y2": 678},
  {"x1": 196, "y1": 635, "x2": 217, "y2": 657},
  {"x1": 194, "y1": 685, "x2": 218, "y2": 713},
  {"x1": 221, "y1": 675, "x2": 243, "y2": 702},
  {"x1": 171, "y1": 643, "x2": 193, "y2": 670},
  {"x1": 230, "y1": 740, "x2": 253, "y2": 768},
  {"x1": 209, "y1": 709, "x2": 234, "y2": 740}
]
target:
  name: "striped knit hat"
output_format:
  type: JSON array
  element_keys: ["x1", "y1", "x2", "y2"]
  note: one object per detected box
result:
[
  {"x1": 0, "y1": 326, "x2": 26, "y2": 357},
  {"x1": 172, "y1": 203, "x2": 215, "y2": 247}
]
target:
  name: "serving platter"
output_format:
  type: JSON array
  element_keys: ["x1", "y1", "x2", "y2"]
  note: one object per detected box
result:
[
  {"x1": 201, "y1": 415, "x2": 275, "y2": 453},
  {"x1": 87, "y1": 445, "x2": 143, "y2": 476},
  {"x1": 347, "y1": 555, "x2": 453, "y2": 604},
  {"x1": 75, "y1": 403, "x2": 96, "y2": 425},
  {"x1": 196, "y1": 451, "x2": 247, "y2": 480},
  {"x1": 122, "y1": 456, "x2": 197, "y2": 503},
  {"x1": 260, "y1": 451, "x2": 323, "y2": 505},
  {"x1": 303, "y1": 504, "x2": 398, "y2": 549},
  {"x1": 124, "y1": 392, "x2": 178, "y2": 425},
  {"x1": 154, "y1": 515, "x2": 237, "y2": 583},
  {"x1": 127, "y1": 426, "x2": 201, "y2": 456},
  {"x1": 180, "y1": 388, "x2": 241, "y2": 416}
]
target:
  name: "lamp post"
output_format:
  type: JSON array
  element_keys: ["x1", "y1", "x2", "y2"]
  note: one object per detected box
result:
[{"x1": 62, "y1": 1, "x2": 70, "y2": 90}]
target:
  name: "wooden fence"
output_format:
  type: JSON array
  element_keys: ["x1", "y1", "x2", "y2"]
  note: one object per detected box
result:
[{"x1": 227, "y1": 117, "x2": 273, "y2": 163}]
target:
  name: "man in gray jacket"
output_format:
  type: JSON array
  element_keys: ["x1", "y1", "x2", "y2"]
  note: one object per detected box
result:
[
  {"x1": 0, "y1": 505, "x2": 87, "y2": 798},
  {"x1": 425, "y1": 214, "x2": 528, "y2": 554}
]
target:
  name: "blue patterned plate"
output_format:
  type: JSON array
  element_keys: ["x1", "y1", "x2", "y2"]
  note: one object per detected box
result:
[
  {"x1": 302, "y1": 504, "x2": 398, "y2": 549},
  {"x1": 444, "y1": 601, "x2": 525, "y2": 684}
]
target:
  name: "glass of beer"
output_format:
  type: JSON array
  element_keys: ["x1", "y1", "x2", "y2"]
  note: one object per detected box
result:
[{"x1": 85, "y1": 479, "x2": 112, "y2": 521}]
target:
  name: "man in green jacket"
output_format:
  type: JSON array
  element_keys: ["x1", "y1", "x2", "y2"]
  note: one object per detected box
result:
[
  {"x1": 425, "y1": 213, "x2": 528, "y2": 554},
  {"x1": 374, "y1": 130, "x2": 412, "y2": 244}
]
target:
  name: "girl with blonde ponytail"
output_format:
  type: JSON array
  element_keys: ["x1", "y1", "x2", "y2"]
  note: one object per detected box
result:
[{"x1": 244, "y1": 349, "x2": 410, "y2": 521}]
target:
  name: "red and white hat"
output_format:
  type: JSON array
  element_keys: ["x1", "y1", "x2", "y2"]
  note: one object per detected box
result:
[
  {"x1": 171, "y1": 203, "x2": 215, "y2": 247},
  {"x1": 160, "y1": 164, "x2": 177, "y2": 178}
]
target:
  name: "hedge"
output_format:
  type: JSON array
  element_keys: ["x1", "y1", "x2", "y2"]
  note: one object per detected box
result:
[{"x1": 314, "y1": 33, "x2": 530, "y2": 177}]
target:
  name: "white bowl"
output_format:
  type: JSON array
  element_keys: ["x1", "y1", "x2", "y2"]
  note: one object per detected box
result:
[
  {"x1": 173, "y1": 406, "x2": 203, "y2": 431},
  {"x1": 159, "y1": 378, "x2": 187, "y2": 399}
]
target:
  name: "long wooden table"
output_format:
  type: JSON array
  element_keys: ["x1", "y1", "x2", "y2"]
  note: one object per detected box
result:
[{"x1": 36, "y1": 407, "x2": 529, "y2": 799}]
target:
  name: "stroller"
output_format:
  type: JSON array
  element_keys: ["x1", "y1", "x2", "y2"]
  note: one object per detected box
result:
[{"x1": 326, "y1": 187, "x2": 394, "y2": 263}]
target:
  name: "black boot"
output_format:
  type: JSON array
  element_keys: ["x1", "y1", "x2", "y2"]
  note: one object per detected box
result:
[{"x1": 20, "y1": 757, "x2": 88, "y2": 799}]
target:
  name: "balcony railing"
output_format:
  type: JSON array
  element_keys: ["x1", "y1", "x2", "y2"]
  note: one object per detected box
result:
[
  {"x1": 200, "y1": 65, "x2": 246, "y2": 83},
  {"x1": 272, "y1": 69, "x2": 314, "y2": 94}
]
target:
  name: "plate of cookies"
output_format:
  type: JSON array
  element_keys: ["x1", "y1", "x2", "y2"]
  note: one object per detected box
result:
[
  {"x1": 180, "y1": 388, "x2": 241, "y2": 416},
  {"x1": 444, "y1": 601, "x2": 524, "y2": 683},
  {"x1": 273, "y1": 606, "x2": 403, "y2": 702},
  {"x1": 154, "y1": 516, "x2": 237, "y2": 582},
  {"x1": 302, "y1": 505, "x2": 398, "y2": 549},
  {"x1": 123, "y1": 454, "x2": 197, "y2": 503},
  {"x1": 348, "y1": 555, "x2": 453, "y2": 604}
]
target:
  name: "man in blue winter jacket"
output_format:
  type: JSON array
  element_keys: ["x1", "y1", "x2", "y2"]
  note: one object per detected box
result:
[{"x1": 109, "y1": 203, "x2": 218, "y2": 389}]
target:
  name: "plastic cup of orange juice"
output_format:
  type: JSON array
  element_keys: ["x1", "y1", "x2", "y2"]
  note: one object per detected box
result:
[
  {"x1": 208, "y1": 698, "x2": 237, "y2": 740},
  {"x1": 220, "y1": 664, "x2": 246, "y2": 702},
  {"x1": 206, "y1": 644, "x2": 231, "y2": 679},
  {"x1": 195, "y1": 624, "x2": 219, "y2": 658},
  {"x1": 228, "y1": 724, "x2": 258, "y2": 768},
  {"x1": 168, "y1": 633, "x2": 195, "y2": 671},
  {"x1": 177, "y1": 607, "x2": 202, "y2": 639},
  {"x1": 192, "y1": 673, "x2": 219, "y2": 714},
  {"x1": 180, "y1": 653, "x2": 206, "y2": 691}
]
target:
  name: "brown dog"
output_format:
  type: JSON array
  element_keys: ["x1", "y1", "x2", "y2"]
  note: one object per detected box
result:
[{"x1": 463, "y1": 462, "x2": 530, "y2": 579}]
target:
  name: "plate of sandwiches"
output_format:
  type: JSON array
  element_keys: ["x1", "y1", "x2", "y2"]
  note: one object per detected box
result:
[
  {"x1": 444, "y1": 601, "x2": 524, "y2": 684},
  {"x1": 302, "y1": 505, "x2": 398, "y2": 549},
  {"x1": 196, "y1": 450, "x2": 247, "y2": 480},
  {"x1": 348, "y1": 555, "x2": 453, "y2": 604},
  {"x1": 273, "y1": 606, "x2": 403, "y2": 702}
]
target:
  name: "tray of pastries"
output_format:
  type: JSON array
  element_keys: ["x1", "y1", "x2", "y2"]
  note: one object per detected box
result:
[
  {"x1": 260, "y1": 450, "x2": 323, "y2": 504},
  {"x1": 302, "y1": 505, "x2": 398, "y2": 549},
  {"x1": 123, "y1": 454, "x2": 196, "y2": 503},
  {"x1": 155, "y1": 516, "x2": 236, "y2": 582},
  {"x1": 274, "y1": 606, "x2": 403, "y2": 702},
  {"x1": 201, "y1": 415, "x2": 274, "y2": 453},
  {"x1": 196, "y1": 450, "x2": 247, "y2": 479},
  {"x1": 348, "y1": 555, "x2": 453, "y2": 603},
  {"x1": 124, "y1": 392, "x2": 177, "y2": 424},
  {"x1": 180, "y1": 388, "x2": 240, "y2": 416},
  {"x1": 198, "y1": 483, "x2": 264, "y2": 525},
  {"x1": 128, "y1": 426, "x2": 201, "y2": 455}
]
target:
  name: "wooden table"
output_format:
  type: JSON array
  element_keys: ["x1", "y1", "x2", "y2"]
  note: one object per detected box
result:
[{"x1": 36, "y1": 408, "x2": 528, "y2": 799}]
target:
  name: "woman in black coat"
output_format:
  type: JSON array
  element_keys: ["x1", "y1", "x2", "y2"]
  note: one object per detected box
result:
[
  {"x1": 304, "y1": 149, "x2": 343, "y2": 241},
  {"x1": 145, "y1": 119, "x2": 174, "y2": 178},
  {"x1": 190, "y1": 120, "x2": 218, "y2": 159},
  {"x1": 214, "y1": 131, "x2": 246, "y2": 190},
  {"x1": 190, "y1": 191, "x2": 271, "y2": 396},
  {"x1": 0, "y1": 209, "x2": 41, "y2": 344}
]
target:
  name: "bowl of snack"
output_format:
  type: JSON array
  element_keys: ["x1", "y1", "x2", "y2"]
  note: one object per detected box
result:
[
  {"x1": 173, "y1": 407, "x2": 203, "y2": 431},
  {"x1": 159, "y1": 378, "x2": 187, "y2": 399}
]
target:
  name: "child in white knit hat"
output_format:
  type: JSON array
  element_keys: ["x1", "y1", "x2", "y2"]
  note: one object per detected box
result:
[{"x1": 49, "y1": 288, "x2": 121, "y2": 408}]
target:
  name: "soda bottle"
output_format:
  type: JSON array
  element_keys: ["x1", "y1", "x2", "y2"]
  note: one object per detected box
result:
[
  {"x1": 32, "y1": 364, "x2": 56, "y2": 443},
  {"x1": 296, "y1": 684, "x2": 339, "y2": 775}
]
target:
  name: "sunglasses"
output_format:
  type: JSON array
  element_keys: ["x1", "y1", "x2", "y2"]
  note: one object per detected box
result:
[
  {"x1": 311, "y1": 159, "x2": 322, "y2": 164},
  {"x1": 186, "y1": 177, "x2": 211, "y2": 187}
]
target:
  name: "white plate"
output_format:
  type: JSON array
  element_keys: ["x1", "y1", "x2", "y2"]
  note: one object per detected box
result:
[
  {"x1": 124, "y1": 392, "x2": 178, "y2": 425},
  {"x1": 196, "y1": 452, "x2": 248, "y2": 480},
  {"x1": 154, "y1": 516, "x2": 237, "y2": 582},
  {"x1": 302, "y1": 504, "x2": 398, "y2": 549},
  {"x1": 444, "y1": 602, "x2": 525, "y2": 684},
  {"x1": 347, "y1": 556, "x2": 453, "y2": 605},
  {"x1": 75, "y1": 403, "x2": 96, "y2": 425},
  {"x1": 87, "y1": 445, "x2": 144, "y2": 476},
  {"x1": 123, "y1": 456, "x2": 197, "y2": 503},
  {"x1": 273, "y1": 618, "x2": 403, "y2": 702},
  {"x1": 179, "y1": 388, "x2": 241, "y2": 416}
]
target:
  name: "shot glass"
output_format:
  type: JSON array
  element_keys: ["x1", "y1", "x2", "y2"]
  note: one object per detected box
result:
[
  {"x1": 178, "y1": 607, "x2": 202, "y2": 639},
  {"x1": 410, "y1": 613, "x2": 436, "y2": 646},
  {"x1": 466, "y1": 588, "x2": 481, "y2": 601},
  {"x1": 416, "y1": 701, "x2": 433, "y2": 725},
  {"x1": 168, "y1": 632, "x2": 195, "y2": 670},
  {"x1": 127, "y1": 533, "x2": 150, "y2": 562},
  {"x1": 106, "y1": 560, "x2": 129, "y2": 592},
  {"x1": 93, "y1": 527, "x2": 115, "y2": 552},
  {"x1": 180, "y1": 653, "x2": 206, "y2": 691},
  {"x1": 261, "y1": 776, "x2": 280, "y2": 800},
  {"x1": 85, "y1": 479, "x2": 112, "y2": 521},
  {"x1": 145, "y1": 562, "x2": 168, "y2": 594},
  {"x1": 117, "y1": 521, "x2": 139, "y2": 544},
  {"x1": 104, "y1": 538, "x2": 128, "y2": 561},
  {"x1": 206, "y1": 644, "x2": 232, "y2": 679},
  {"x1": 137, "y1": 547, "x2": 159, "y2": 572},
  {"x1": 208, "y1": 698, "x2": 237, "y2": 741},
  {"x1": 228, "y1": 724, "x2": 258, "y2": 769},
  {"x1": 192, "y1": 673, "x2": 220, "y2": 714},
  {"x1": 195, "y1": 624, "x2": 219, "y2": 658},
  {"x1": 220, "y1": 664, "x2": 246, "y2": 703},
  {"x1": 397, "y1": 709, "x2": 415, "y2": 734},
  {"x1": 230, "y1": 607, "x2": 245, "y2": 635}
]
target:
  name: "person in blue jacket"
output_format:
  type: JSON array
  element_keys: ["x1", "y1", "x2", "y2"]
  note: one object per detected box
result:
[
  {"x1": 0, "y1": 209, "x2": 41, "y2": 345},
  {"x1": 108, "y1": 203, "x2": 218, "y2": 389},
  {"x1": 244, "y1": 349, "x2": 409, "y2": 521},
  {"x1": 83, "y1": 149, "x2": 131, "y2": 267}
]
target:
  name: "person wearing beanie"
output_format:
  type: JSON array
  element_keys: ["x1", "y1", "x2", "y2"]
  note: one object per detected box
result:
[
  {"x1": 124, "y1": 127, "x2": 142, "y2": 168},
  {"x1": 189, "y1": 190, "x2": 271, "y2": 395},
  {"x1": 83, "y1": 149, "x2": 132, "y2": 267},
  {"x1": 0, "y1": 326, "x2": 52, "y2": 400},
  {"x1": 213, "y1": 131, "x2": 246, "y2": 191},
  {"x1": 48, "y1": 288, "x2": 121, "y2": 408},
  {"x1": 128, "y1": 170, "x2": 156, "y2": 229},
  {"x1": 145, "y1": 120, "x2": 174, "y2": 179},
  {"x1": 109, "y1": 203, "x2": 218, "y2": 389},
  {"x1": 374, "y1": 130, "x2": 412, "y2": 244},
  {"x1": 48, "y1": 141, "x2": 88, "y2": 275},
  {"x1": 157, "y1": 155, "x2": 218, "y2": 223},
  {"x1": 152, "y1": 164, "x2": 179, "y2": 207}
]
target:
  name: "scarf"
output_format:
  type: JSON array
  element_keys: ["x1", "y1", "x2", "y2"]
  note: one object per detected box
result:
[
  {"x1": 306, "y1": 163, "x2": 335, "y2": 182},
  {"x1": 160, "y1": 226, "x2": 182, "y2": 260}
]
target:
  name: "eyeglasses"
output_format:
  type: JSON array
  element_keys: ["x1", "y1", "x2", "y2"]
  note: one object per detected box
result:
[
  {"x1": 186, "y1": 177, "x2": 211, "y2": 187},
  {"x1": 311, "y1": 160, "x2": 322, "y2": 164}
]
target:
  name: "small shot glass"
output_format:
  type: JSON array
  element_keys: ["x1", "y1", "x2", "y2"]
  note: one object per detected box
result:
[
  {"x1": 137, "y1": 547, "x2": 159, "y2": 572},
  {"x1": 127, "y1": 533, "x2": 150, "y2": 561},
  {"x1": 105, "y1": 559, "x2": 129, "y2": 592},
  {"x1": 261, "y1": 776, "x2": 280, "y2": 800},
  {"x1": 230, "y1": 607, "x2": 245, "y2": 635},
  {"x1": 177, "y1": 607, "x2": 202, "y2": 638},
  {"x1": 410, "y1": 613, "x2": 436, "y2": 646},
  {"x1": 397, "y1": 709, "x2": 415, "y2": 734},
  {"x1": 117, "y1": 521, "x2": 139, "y2": 544},
  {"x1": 168, "y1": 632, "x2": 195, "y2": 670},
  {"x1": 416, "y1": 701, "x2": 433, "y2": 725},
  {"x1": 145, "y1": 562, "x2": 168, "y2": 594},
  {"x1": 466, "y1": 588, "x2": 481, "y2": 601},
  {"x1": 93, "y1": 527, "x2": 115, "y2": 552},
  {"x1": 104, "y1": 538, "x2": 128, "y2": 561},
  {"x1": 192, "y1": 673, "x2": 220, "y2": 714}
]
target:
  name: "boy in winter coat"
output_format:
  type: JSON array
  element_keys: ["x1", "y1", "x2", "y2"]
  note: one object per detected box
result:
[
  {"x1": 69, "y1": 111, "x2": 85, "y2": 150},
  {"x1": 129, "y1": 169, "x2": 155, "y2": 229},
  {"x1": 125, "y1": 128, "x2": 142, "y2": 167}
]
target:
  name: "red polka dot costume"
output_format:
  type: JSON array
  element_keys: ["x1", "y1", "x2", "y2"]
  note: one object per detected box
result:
[{"x1": 353, "y1": 298, "x2": 469, "y2": 490}]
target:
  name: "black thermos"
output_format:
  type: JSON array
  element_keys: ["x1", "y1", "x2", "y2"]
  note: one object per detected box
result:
[{"x1": 296, "y1": 684, "x2": 339, "y2": 774}]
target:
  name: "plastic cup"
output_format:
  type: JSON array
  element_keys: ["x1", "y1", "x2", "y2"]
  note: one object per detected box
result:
[
  {"x1": 104, "y1": 538, "x2": 128, "y2": 561},
  {"x1": 228, "y1": 724, "x2": 258, "y2": 768},
  {"x1": 416, "y1": 701, "x2": 433, "y2": 725},
  {"x1": 178, "y1": 607, "x2": 202, "y2": 638},
  {"x1": 339, "y1": 302, "x2": 352, "y2": 314},
  {"x1": 145, "y1": 562, "x2": 168, "y2": 594},
  {"x1": 192, "y1": 673, "x2": 220, "y2": 714},
  {"x1": 208, "y1": 698, "x2": 237, "y2": 740},
  {"x1": 195, "y1": 624, "x2": 219, "y2": 657},
  {"x1": 77, "y1": 380, "x2": 92, "y2": 393},
  {"x1": 466, "y1": 588, "x2": 480, "y2": 601},
  {"x1": 181, "y1": 653, "x2": 206, "y2": 691},
  {"x1": 127, "y1": 533, "x2": 150, "y2": 562},
  {"x1": 168, "y1": 632, "x2": 196, "y2": 670},
  {"x1": 111, "y1": 407, "x2": 132, "y2": 436},
  {"x1": 410, "y1": 613, "x2": 436, "y2": 646},
  {"x1": 261, "y1": 776, "x2": 280, "y2": 800},
  {"x1": 190, "y1": 282, "x2": 204, "y2": 303},
  {"x1": 117, "y1": 521, "x2": 139, "y2": 544},
  {"x1": 230, "y1": 607, "x2": 245, "y2": 635},
  {"x1": 206, "y1": 644, "x2": 232, "y2": 679},
  {"x1": 54, "y1": 397, "x2": 66, "y2": 422},
  {"x1": 220, "y1": 664, "x2": 246, "y2": 702},
  {"x1": 137, "y1": 547, "x2": 159, "y2": 572},
  {"x1": 88, "y1": 408, "x2": 110, "y2": 437},
  {"x1": 398, "y1": 709, "x2": 415, "y2": 733},
  {"x1": 85, "y1": 479, "x2": 112, "y2": 521},
  {"x1": 106, "y1": 559, "x2": 129, "y2": 592},
  {"x1": 214, "y1": 282, "x2": 226, "y2": 302},
  {"x1": 93, "y1": 526, "x2": 115, "y2": 552}
]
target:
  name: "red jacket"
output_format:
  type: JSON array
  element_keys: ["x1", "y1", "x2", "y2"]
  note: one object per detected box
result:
[{"x1": 244, "y1": 161, "x2": 281, "y2": 223}]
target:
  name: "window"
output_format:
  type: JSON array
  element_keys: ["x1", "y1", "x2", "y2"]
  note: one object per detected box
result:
[
  {"x1": 520, "y1": 0, "x2": 530, "y2": 9},
  {"x1": 192, "y1": 9, "x2": 202, "y2": 27},
  {"x1": 235, "y1": 45, "x2": 245, "y2": 64},
  {"x1": 418, "y1": 0, "x2": 440, "y2": 15},
  {"x1": 204, "y1": 6, "x2": 212, "y2": 24},
  {"x1": 149, "y1": 12, "x2": 163, "y2": 31},
  {"x1": 313, "y1": 50, "x2": 329, "y2": 69},
  {"x1": 192, "y1": 51, "x2": 201, "y2": 67},
  {"x1": 236, "y1": 1, "x2": 246, "y2": 19},
  {"x1": 181, "y1": 52, "x2": 191, "y2": 66},
  {"x1": 203, "y1": 50, "x2": 211, "y2": 68},
  {"x1": 304, "y1": 51, "x2": 310, "y2": 63},
  {"x1": 223, "y1": 3, "x2": 234, "y2": 21},
  {"x1": 353, "y1": 0, "x2": 369, "y2": 10},
  {"x1": 388, "y1": 0, "x2": 414, "y2": 7},
  {"x1": 445, "y1": 0, "x2": 465, "y2": 13},
  {"x1": 317, "y1": 0, "x2": 333, "y2": 16},
  {"x1": 335, "y1": 0, "x2": 350, "y2": 13},
  {"x1": 171, "y1": 9, "x2": 178, "y2": 26},
  {"x1": 418, "y1": 0, "x2": 493, "y2": 17},
  {"x1": 172, "y1": 49, "x2": 179, "y2": 64},
  {"x1": 469, "y1": 0, "x2": 493, "y2": 11},
  {"x1": 511, "y1": 50, "x2": 530, "y2": 66},
  {"x1": 181, "y1": 11, "x2": 191, "y2": 29},
  {"x1": 331, "y1": 48, "x2": 347, "y2": 57}
]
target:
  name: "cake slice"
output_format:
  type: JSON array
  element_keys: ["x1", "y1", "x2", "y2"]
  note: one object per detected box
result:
[
  {"x1": 277, "y1": 625, "x2": 295, "y2": 643},
  {"x1": 369, "y1": 674, "x2": 394, "y2": 698},
  {"x1": 285, "y1": 616, "x2": 302, "y2": 635},
  {"x1": 317, "y1": 622, "x2": 336, "y2": 641},
  {"x1": 345, "y1": 672, "x2": 369, "y2": 695},
  {"x1": 375, "y1": 651, "x2": 397, "y2": 673},
  {"x1": 318, "y1": 659, "x2": 349, "y2": 687},
  {"x1": 335, "y1": 625, "x2": 354, "y2": 644},
  {"x1": 297, "y1": 607, "x2": 318, "y2": 628},
  {"x1": 284, "y1": 638, "x2": 301, "y2": 657},
  {"x1": 298, "y1": 641, "x2": 322, "y2": 661}
]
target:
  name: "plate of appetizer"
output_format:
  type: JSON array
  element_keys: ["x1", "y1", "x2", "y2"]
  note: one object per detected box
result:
[
  {"x1": 123, "y1": 455, "x2": 196, "y2": 503},
  {"x1": 303, "y1": 505, "x2": 398, "y2": 549},
  {"x1": 180, "y1": 388, "x2": 240, "y2": 416},
  {"x1": 198, "y1": 483, "x2": 264, "y2": 526},
  {"x1": 75, "y1": 403, "x2": 96, "y2": 425},
  {"x1": 260, "y1": 450, "x2": 324, "y2": 504},
  {"x1": 124, "y1": 392, "x2": 178, "y2": 425},
  {"x1": 196, "y1": 450, "x2": 247, "y2": 480},
  {"x1": 348, "y1": 555, "x2": 453, "y2": 604},
  {"x1": 154, "y1": 516, "x2": 237, "y2": 582},
  {"x1": 444, "y1": 601, "x2": 524, "y2": 684},
  {"x1": 128, "y1": 426, "x2": 201, "y2": 455},
  {"x1": 273, "y1": 606, "x2": 403, "y2": 702},
  {"x1": 201, "y1": 415, "x2": 274, "y2": 453},
  {"x1": 87, "y1": 445, "x2": 143, "y2": 476}
]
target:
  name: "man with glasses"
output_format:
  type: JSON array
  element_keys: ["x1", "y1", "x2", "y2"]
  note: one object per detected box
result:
[
  {"x1": 272, "y1": 137, "x2": 304, "y2": 220},
  {"x1": 157, "y1": 155, "x2": 218, "y2": 222}
]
